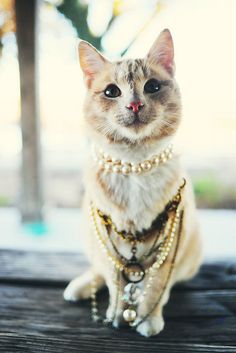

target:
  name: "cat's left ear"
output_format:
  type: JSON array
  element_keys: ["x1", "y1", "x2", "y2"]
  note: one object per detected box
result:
[
  {"x1": 78, "y1": 41, "x2": 109, "y2": 87},
  {"x1": 146, "y1": 29, "x2": 175, "y2": 76}
]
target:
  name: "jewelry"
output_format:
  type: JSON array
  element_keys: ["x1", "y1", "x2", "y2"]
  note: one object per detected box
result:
[
  {"x1": 92, "y1": 144, "x2": 173, "y2": 175},
  {"x1": 90, "y1": 209, "x2": 183, "y2": 326},
  {"x1": 95, "y1": 179, "x2": 184, "y2": 243},
  {"x1": 90, "y1": 179, "x2": 185, "y2": 277},
  {"x1": 131, "y1": 210, "x2": 184, "y2": 328},
  {"x1": 90, "y1": 203, "x2": 178, "y2": 277},
  {"x1": 89, "y1": 179, "x2": 185, "y2": 327},
  {"x1": 90, "y1": 267, "x2": 120, "y2": 324}
]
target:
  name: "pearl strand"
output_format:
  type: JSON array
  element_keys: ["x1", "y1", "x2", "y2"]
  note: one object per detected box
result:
[
  {"x1": 90, "y1": 202, "x2": 179, "y2": 279},
  {"x1": 90, "y1": 204, "x2": 124, "y2": 272},
  {"x1": 139, "y1": 208, "x2": 180, "y2": 303},
  {"x1": 90, "y1": 272, "x2": 100, "y2": 322},
  {"x1": 92, "y1": 144, "x2": 173, "y2": 176}
]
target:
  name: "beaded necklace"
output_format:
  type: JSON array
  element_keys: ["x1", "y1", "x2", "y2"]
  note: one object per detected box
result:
[
  {"x1": 92, "y1": 144, "x2": 173, "y2": 175},
  {"x1": 89, "y1": 179, "x2": 186, "y2": 327}
]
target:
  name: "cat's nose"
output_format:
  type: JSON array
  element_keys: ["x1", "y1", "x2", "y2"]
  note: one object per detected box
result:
[{"x1": 126, "y1": 101, "x2": 144, "y2": 113}]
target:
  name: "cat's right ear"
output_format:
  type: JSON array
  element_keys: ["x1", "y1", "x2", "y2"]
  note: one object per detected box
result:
[
  {"x1": 146, "y1": 29, "x2": 175, "y2": 76},
  {"x1": 78, "y1": 41, "x2": 108, "y2": 87}
]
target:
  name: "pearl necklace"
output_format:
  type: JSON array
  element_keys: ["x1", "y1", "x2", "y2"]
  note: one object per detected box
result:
[
  {"x1": 90, "y1": 201, "x2": 180, "y2": 277},
  {"x1": 89, "y1": 179, "x2": 185, "y2": 326},
  {"x1": 90, "y1": 207, "x2": 184, "y2": 326},
  {"x1": 92, "y1": 144, "x2": 173, "y2": 175}
]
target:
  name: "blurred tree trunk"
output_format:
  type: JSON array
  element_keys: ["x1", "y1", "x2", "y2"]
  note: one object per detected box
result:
[{"x1": 15, "y1": 0, "x2": 43, "y2": 222}]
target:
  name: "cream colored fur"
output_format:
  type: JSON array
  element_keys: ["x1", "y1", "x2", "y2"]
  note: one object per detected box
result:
[{"x1": 64, "y1": 29, "x2": 203, "y2": 337}]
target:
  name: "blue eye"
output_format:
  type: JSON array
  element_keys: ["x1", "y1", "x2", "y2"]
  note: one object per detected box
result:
[
  {"x1": 104, "y1": 84, "x2": 121, "y2": 98},
  {"x1": 144, "y1": 79, "x2": 160, "y2": 94}
]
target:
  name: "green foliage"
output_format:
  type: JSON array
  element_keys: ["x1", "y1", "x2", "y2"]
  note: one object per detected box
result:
[
  {"x1": 194, "y1": 175, "x2": 221, "y2": 204},
  {"x1": 57, "y1": 0, "x2": 102, "y2": 49},
  {"x1": 0, "y1": 195, "x2": 10, "y2": 207},
  {"x1": 192, "y1": 173, "x2": 236, "y2": 209}
]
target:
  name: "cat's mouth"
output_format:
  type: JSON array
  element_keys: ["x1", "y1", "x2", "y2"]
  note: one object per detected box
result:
[{"x1": 118, "y1": 113, "x2": 149, "y2": 130}]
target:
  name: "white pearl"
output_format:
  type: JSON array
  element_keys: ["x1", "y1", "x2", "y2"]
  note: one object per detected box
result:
[
  {"x1": 161, "y1": 152, "x2": 165, "y2": 159},
  {"x1": 123, "y1": 309, "x2": 137, "y2": 322},
  {"x1": 153, "y1": 263, "x2": 160, "y2": 269},
  {"x1": 140, "y1": 160, "x2": 152, "y2": 171},
  {"x1": 98, "y1": 160, "x2": 105, "y2": 168},
  {"x1": 131, "y1": 164, "x2": 142, "y2": 174},
  {"x1": 104, "y1": 163, "x2": 112, "y2": 172},
  {"x1": 112, "y1": 165, "x2": 121, "y2": 173},
  {"x1": 122, "y1": 165, "x2": 131, "y2": 175}
]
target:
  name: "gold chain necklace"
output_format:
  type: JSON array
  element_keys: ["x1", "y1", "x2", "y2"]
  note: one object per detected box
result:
[
  {"x1": 89, "y1": 179, "x2": 186, "y2": 326},
  {"x1": 92, "y1": 144, "x2": 173, "y2": 175},
  {"x1": 95, "y1": 180, "x2": 184, "y2": 243}
]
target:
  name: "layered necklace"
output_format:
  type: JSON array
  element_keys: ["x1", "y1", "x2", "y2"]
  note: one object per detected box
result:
[
  {"x1": 89, "y1": 179, "x2": 186, "y2": 328},
  {"x1": 92, "y1": 144, "x2": 173, "y2": 175}
]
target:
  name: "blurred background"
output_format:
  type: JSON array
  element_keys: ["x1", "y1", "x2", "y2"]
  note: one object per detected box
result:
[{"x1": 0, "y1": 0, "x2": 235, "y2": 258}]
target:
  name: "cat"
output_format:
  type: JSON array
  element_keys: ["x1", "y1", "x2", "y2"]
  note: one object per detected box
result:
[{"x1": 63, "y1": 29, "x2": 203, "y2": 337}]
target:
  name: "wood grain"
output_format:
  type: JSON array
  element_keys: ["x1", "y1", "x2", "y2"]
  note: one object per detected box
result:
[
  {"x1": 0, "y1": 250, "x2": 236, "y2": 352},
  {"x1": 1, "y1": 250, "x2": 236, "y2": 289}
]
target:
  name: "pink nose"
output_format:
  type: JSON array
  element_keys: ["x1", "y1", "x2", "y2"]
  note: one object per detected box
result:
[{"x1": 126, "y1": 101, "x2": 144, "y2": 113}]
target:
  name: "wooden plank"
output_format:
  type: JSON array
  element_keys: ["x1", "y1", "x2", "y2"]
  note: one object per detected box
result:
[
  {"x1": 0, "y1": 284, "x2": 236, "y2": 351},
  {"x1": 1, "y1": 335, "x2": 236, "y2": 353},
  {"x1": 0, "y1": 250, "x2": 236, "y2": 290},
  {"x1": 15, "y1": 0, "x2": 43, "y2": 222},
  {"x1": 0, "y1": 284, "x2": 236, "y2": 321},
  {"x1": 0, "y1": 251, "x2": 236, "y2": 351},
  {"x1": 0, "y1": 250, "x2": 88, "y2": 284}
]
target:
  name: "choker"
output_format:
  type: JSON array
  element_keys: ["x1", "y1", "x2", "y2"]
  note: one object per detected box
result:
[{"x1": 92, "y1": 144, "x2": 173, "y2": 175}]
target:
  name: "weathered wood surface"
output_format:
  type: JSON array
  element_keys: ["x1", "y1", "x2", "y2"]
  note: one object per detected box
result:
[
  {"x1": 1, "y1": 249, "x2": 236, "y2": 289},
  {"x1": 0, "y1": 250, "x2": 236, "y2": 352}
]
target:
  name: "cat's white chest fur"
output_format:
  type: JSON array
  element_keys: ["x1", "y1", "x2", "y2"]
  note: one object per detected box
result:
[{"x1": 90, "y1": 157, "x2": 181, "y2": 233}]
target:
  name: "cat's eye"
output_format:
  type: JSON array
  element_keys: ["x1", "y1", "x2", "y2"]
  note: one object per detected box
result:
[
  {"x1": 144, "y1": 79, "x2": 160, "y2": 94},
  {"x1": 104, "y1": 84, "x2": 121, "y2": 98}
]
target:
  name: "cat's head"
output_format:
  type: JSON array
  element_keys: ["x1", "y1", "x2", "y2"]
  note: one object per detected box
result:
[{"x1": 79, "y1": 29, "x2": 181, "y2": 146}]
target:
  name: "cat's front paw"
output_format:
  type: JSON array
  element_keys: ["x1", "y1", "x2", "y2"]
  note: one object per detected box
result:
[
  {"x1": 106, "y1": 306, "x2": 123, "y2": 328},
  {"x1": 63, "y1": 277, "x2": 91, "y2": 302},
  {"x1": 136, "y1": 316, "x2": 164, "y2": 337}
]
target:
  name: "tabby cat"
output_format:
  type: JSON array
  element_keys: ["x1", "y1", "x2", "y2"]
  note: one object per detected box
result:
[{"x1": 64, "y1": 29, "x2": 202, "y2": 337}]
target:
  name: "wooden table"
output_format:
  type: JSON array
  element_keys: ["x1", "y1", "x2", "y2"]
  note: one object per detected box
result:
[{"x1": 0, "y1": 250, "x2": 236, "y2": 352}]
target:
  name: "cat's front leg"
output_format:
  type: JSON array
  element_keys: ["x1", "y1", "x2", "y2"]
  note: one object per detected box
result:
[
  {"x1": 136, "y1": 312, "x2": 165, "y2": 337},
  {"x1": 63, "y1": 269, "x2": 105, "y2": 302},
  {"x1": 135, "y1": 284, "x2": 171, "y2": 337},
  {"x1": 105, "y1": 277, "x2": 125, "y2": 327}
]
